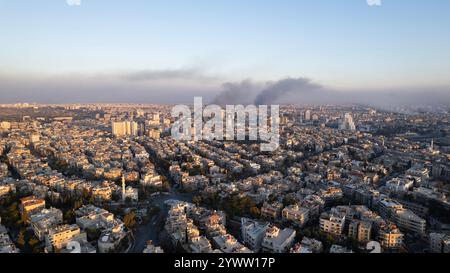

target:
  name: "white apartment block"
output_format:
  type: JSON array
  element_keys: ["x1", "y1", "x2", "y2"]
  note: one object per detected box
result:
[
  {"x1": 261, "y1": 226, "x2": 296, "y2": 253},
  {"x1": 212, "y1": 234, "x2": 252, "y2": 253},
  {"x1": 241, "y1": 218, "x2": 270, "y2": 252}
]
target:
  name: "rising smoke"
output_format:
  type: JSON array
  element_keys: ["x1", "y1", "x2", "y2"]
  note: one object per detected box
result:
[
  {"x1": 211, "y1": 79, "x2": 262, "y2": 105},
  {"x1": 212, "y1": 77, "x2": 326, "y2": 105},
  {"x1": 254, "y1": 77, "x2": 322, "y2": 105},
  {"x1": 211, "y1": 76, "x2": 450, "y2": 108}
]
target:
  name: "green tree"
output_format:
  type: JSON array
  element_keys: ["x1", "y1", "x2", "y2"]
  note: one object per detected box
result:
[
  {"x1": 86, "y1": 227, "x2": 102, "y2": 241},
  {"x1": 17, "y1": 230, "x2": 26, "y2": 248},
  {"x1": 249, "y1": 206, "x2": 260, "y2": 218},
  {"x1": 73, "y1": 199, "x2": 83, "y2": 210},
  {"x1": 21, "y1": 210, "x2": 28, "y2": 224},
  {"x1": 192, "y1": 196, "x2": 202, "y2": 206},
  {"x1": 28, "y1": 237, "x2": 39, "y2": 249},
  {"x1": 88, "y1": 196, "x2": 95, "y2": 204},
  {"x1": 123, "y1": 211, "x2": 137, "y2": 229},
  {"x1": 64, "y1": 210, "x2": 75, "y2": 223}
]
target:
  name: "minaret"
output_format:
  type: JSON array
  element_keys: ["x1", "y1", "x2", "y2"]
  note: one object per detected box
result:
[
  {"x1": 430, "y1": 139, "x2": 434, "y2": 152},
  {"x1": 121, "y1": 175, "x2": 126, "y2": 202}
]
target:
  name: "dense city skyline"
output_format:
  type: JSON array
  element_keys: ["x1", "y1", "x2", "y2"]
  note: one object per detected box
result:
[
  {"x1": 1, "y1": 104, "x2": 449, "y2": 256},
  {"x1": 1, "y1": 1, "x2": 450, "y2": 264}
]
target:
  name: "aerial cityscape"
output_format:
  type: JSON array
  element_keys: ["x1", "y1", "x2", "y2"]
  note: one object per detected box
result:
[
  {"x1": 0, "y1": 103, "x2": 449, "y2": 254},
  {"x1": 1, "y1": 0, "x2": 450, "y2": 260}
]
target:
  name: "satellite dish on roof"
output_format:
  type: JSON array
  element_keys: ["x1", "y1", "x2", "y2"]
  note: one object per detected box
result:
[
  {"x1": 366, "y1": 241, "x2": 381, "y2": 253},
  {"x1": 66, "y1": 241, "x2": 81, "y2": 253}
]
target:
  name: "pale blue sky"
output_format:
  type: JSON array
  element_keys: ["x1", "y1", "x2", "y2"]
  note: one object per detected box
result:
[{"x1": 0, "y1": 0, "x2": 449, "y2": 103}]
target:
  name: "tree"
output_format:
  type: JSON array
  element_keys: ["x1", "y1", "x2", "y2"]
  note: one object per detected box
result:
[
  {"x1": 123, "y1": 211, "x2": 137, "y2": 229},
  {"x1": 17, "y1": 230, "x2": 26, "y2": 248},
  {"x1": 192, "y1": 196, "x2": 202, "y2": 206},
  {"x1": 21, "y1": 210, "x2": 28, "y2": 224},
  {"x1": 28, "y1": 237, "x2": 39, "y2": 249},
  {"x1": 73, "y1": 199, "x2": 83, "y2": 210},
  {"x1": 283, "y1": 195, "x2": 296, "y2": 206},
  {"x1": 86, "y1": 227, "x2": 102, "y2": 241},
  {"x1": 82, "y1": 189, "x2": 90, "y2": 200},
  {"x1": 64, "y1": 210, "x2": 75, "y2": 223},
  {"x1": 162, "y1": 180, "x2": 171, "y2": 192},
  {"x1": 249, "y1": 206, "x2": 260, "y2": 218}
]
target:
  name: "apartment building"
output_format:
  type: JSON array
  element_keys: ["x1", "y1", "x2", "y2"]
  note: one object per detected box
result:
[
  {"x1": 111, "y1": 121, "x2": 138, "y2": 137},
  {"x1": 378, "y1": 197, "x2": 426, "y2": 234},
  {"x1": 212, "y1": 234, "x2": 252, "y2": 253},
  {"x1": 348, "y1": 220, "x2": 372, "y2": 243},
  {"x1": 45, "y1": 224, "x2": 82, "y2": 251},
  {"x1": 241, "y1": 218, "x2": 270, "y2": 252},
  {"x1": 30, "y1": 208, "x2": 63, "y2": 240},
  {"x1": 319, "y1": 212, "x2": 346, "y2": 236},
  {"x1": 75, "y1": 205, "x2": 115, "y2": 230},
  {"x1": 261, "y1": 226, "x2": 296, "y2": 253},
  {"x1": 393, "y1": 209, "x2": 426, "y2": 234},
  {"x1": 20, "y1": 196, "x2": 46, "y2": 222},
  {"x1": 282, "y1": 204, "x2": 310, "y2": 227},
  {"x1": 378, "y1": 224, "x2": 404, "y2": 250},
  {"x1": 261, "y1": 202, "x2": 283, "y2": 220}
]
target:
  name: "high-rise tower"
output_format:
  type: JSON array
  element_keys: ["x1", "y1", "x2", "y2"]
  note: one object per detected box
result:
[{"x1": 121, "y1": 175, "x2": 126, "y2": 202}]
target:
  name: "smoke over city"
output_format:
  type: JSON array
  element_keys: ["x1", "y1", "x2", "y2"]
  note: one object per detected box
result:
[
  {"x1": 0, "y1": 72, "x2": 449, "y2": 108},
  {"x1": 212, "y1": 77, "x2": 326, "y2": 106},
  {"x1": 211, "y1": 77, "x2": 450, "y2": 108},
  {"x1": 254, "y1": 78, "x2": 322, "y2": 105},
  {"x1": 211, "y1": 79, "x2": 263, "y2": 105}
]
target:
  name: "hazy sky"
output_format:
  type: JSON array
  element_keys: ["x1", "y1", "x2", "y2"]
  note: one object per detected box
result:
[{"x1": 0, "y1": 0, "x2": 449, "y2": 104}]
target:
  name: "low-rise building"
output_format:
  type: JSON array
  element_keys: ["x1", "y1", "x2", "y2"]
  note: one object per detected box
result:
[
  {"x1": 290, "y1": 237, "x2": 323, "y2": 253},
  {"x1": 45, "y1": 224, "x2": 82, "y2": 251},
  {"x1": 212, "y1": 234, "x2": 252, "y2": 253},
  {"x1": 393, "y1": 209, "x2": 426, "y2": 234},
  {"x1": 329, "y1": 244, "x2": 353, "y2": 253},
  {"x1": 75, "y1": 205, "x2": 115, "y2": 230},
  {"x1": 91, "y1": 185, "x2": 112, "y2": 201},
  {"x1": 348, "y1": 220, "x2": 372, "y2": 243},
  {"x1": 143, "y1": 241, "x2": 164, "y2": 253},
  {"x1": 429, "y1": 232, "x2": 450, "y2": 253},
  {"x1": 261, "y1": 202, "x2": 283, "y2": 220},
  {"x1": 20, "y1": 196, "x2": 46, "y2": 222},
  {"x1": 30, "y1": 208, "x2": 63, "y2": 240},
  {"x1": 378, "y1": 224, "x2": 404, "y2": 250},
  {"x1": 0, "y1": 224, "x2": 19, "y2": 253},
  {"x1": 97, "y1": 226, "x2": 128, "y2": 253},
  {"x1": 282, "y1": 204, "x2": 309, "y2": 227},
  {"x1": 261, "y1": 226, "x2": 296, "y2": 253},
  {"x1": 319, "y1": 212, "x2": 345, "y2": 236},
  {"x1": 123, "y1": 186, "x2": 139, "y2": 202},
  {"x1": 241, "y1": 218, "x2": 270, "y2": 252},
  {"x1": 378, "y1": 197, "x2": 426, "y2": 234},
  {"x1": 189, "y1": 236, "x2": 213, "y2": 253},
  {"x1": 60, "y1": 234, "x2": 97, "y2": 253}
]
